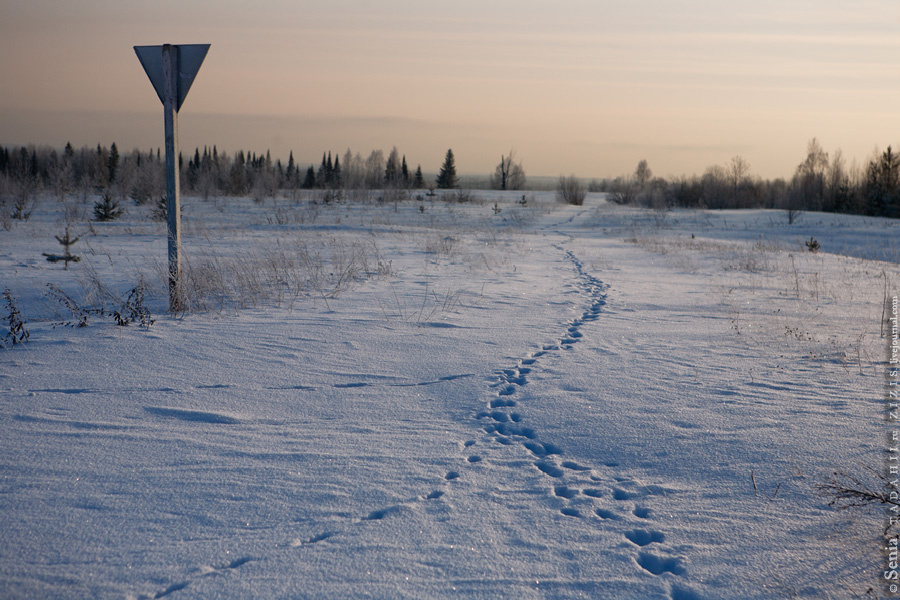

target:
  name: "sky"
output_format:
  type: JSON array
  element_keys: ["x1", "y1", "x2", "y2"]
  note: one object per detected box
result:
[{"x1": 1, "y1": 0, "x2": 898, "y2": 180}]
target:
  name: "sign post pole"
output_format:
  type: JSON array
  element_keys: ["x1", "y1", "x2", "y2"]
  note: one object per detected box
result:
[
  {"x1": 162, "y1": 44, "x2": 182, "y2": 312},
  {"x1": 134, "y1": 43, "x2": 209, "y2": 313}
]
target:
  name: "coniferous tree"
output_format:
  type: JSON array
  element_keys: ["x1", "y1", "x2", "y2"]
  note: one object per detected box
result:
[
  {"x1": 401, "y1": 155, "x2": 409, "y2": 186},
  {"x1": 228, "y1": 150, "x2": 247, "y2": 195},
  {"x1": 332, "y1": 155, "x2": 343, "y2": 188},
  {"x1": 414, "y1": 165, "x2": 424, "y2": 189},
  {"x1": 325, "y1": 152, "x2": 334, "y2": 187},
  {"x1": 317, "y1": 153, "x2": 328, "y2": 187},
  {"x1": 865, "y1": 146, "x2": 900, "y2": 217},
  {"x1": 436, "y1": 149, "x2": 458, "y2": 189},
  {"x1": 286, "y1": 151, "x2": 296, "y2": 186},
  {"x1": 43, "y1": 226, "x2": 81, "y2": 269},
  {"x1": 275, "y1": 159, "x2": 284, "y2": 187},
  {"x1": 384, "y1": 147, "x2": 401, "y2": 186},
  {"x1": 107, "y1": 142, "x2": 119, "y2": 184},
  {"x1": 303, "y1": 165, "x2": 317, "y2": 189},
  {"x1": 30, "y1": 149, "x2": 39, "y2": 182},
  {"x1": 94, "y1": 191, "x2": 123, "y2": 221},
  {"x1": 187, "y1": 148, "x2": 200, "y2": 189}
]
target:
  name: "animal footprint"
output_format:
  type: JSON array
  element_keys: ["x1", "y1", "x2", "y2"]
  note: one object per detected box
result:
[
  {"x1": 303, "y1": 532, "x2": 334, "y2": 545},
  {"x1": 364, "y1": 506, "x2": 399, "y2": 521},
  {"x1": 633, "y1": 507, "x2": 652, "y2": 519},
  {"x1": 595, "y1": 508, "x2": 620, "y2": 520},
  {"x1": 554, "y1": 485, "x2": 578, "y2": 499},
  {"x1": 535, "y1": 461, "x2": 564, "y2": 478},
  {"x1": 612, "y1": 488, "x2": 634, "y2": 501},
  {"x1": 636, "y1": 552, "x2": 685, "y2": 576},
  {"x1": 222, "y1": 556, "x2": 253, "y2": 569},
  {"x1": 490, "y1": 398, "x2": 516, "y2": 408},
  {"x1": 154, "y1": 581, "x2": 190, "y2": 598},
  {"x1": 624, "y1": 529, "x2": 665, "y2": 546},
  {"x1": 524, "y1": 441, "x2": 561, "y2": 457},
  {"x1": 561, "y1": 461, "x2": 591, "y2": 472}
]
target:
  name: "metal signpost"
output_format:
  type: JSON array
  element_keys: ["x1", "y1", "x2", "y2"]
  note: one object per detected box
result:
[{"x1": 134, "y1": 43, "x2": 209, "y2": 312}]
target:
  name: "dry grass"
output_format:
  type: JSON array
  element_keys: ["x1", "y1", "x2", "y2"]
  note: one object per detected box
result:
[
  {"x1": 626, "y1": 233, "x2": 896, "y2": 375},
  {"x1": 139, "y1": 234, "x2": 391, "y2": 313}
]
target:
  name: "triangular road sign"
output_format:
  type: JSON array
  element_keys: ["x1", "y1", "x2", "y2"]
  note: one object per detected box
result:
[{"x1": 134, "y1": 44, "x2": 209, "y2": 111}]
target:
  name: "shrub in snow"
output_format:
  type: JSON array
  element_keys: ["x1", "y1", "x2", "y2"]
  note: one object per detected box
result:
[
  {"x1": 2, "y1": 288, "x2": 29, "y2": 347},
  {"x1": 46, "y1": 283, "x2": 153, "y2": 329},
  {"x1": 112, "y1": 286, "x2": 154, "y2": 328},
  {"x1": 556, "y1": 175, "x2": 586, "y2": 206},
  {"x1": 46, "y1": 283, "x2": 91, "y2": 328}
]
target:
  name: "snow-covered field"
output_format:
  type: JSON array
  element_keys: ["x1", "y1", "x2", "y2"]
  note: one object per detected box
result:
[{"x1": 1, "y1": 191, "x2": 897, "y2": 599}]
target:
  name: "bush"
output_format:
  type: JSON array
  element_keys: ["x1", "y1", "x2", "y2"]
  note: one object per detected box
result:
[
  {"x1": 2, "y1": 289, "x2": 29, "y2": 347},
  {"x1": 46, "y1": 283, "x2": 154, "y2": 329},
  {"x1": 556, "y1": 175, "x2": 586, "y2": 205}
]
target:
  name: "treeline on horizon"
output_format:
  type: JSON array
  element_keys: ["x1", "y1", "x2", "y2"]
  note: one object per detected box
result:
[{"x1": 0, "y1": 138, "x2": 898, "y2": 219}]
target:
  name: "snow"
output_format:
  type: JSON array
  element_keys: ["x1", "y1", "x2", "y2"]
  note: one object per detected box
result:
[{"x1": 0, "y1": 191, "x2": 894, "y2": 599}]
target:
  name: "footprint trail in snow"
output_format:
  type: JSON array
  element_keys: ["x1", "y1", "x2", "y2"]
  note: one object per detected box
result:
[
  {"x1": 141, "y1": 244, "x2": 689, "y2": 599},
  {"x1": 465, "y1": 245, "x2": 689, "y2": 584}
]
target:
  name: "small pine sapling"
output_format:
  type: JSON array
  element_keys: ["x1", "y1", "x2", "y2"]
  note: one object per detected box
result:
[
  {"x1": 805, "y1": 236, "x2": 820, "y2": 253},
  {"x1": 152, "y1": 196, "x2": 167, "y2": 221},
  {"x1": 93, "y1": 191, "x2": 123, "y2": 222},
  {"x1": 43, "y1": 226, "x2": 81, "y2": 269},
  {"x1": 11, "y1": 193, "x2": 34, "y2": 221},
  {"x1": 153, "y1": 195, "x2": 183, "y2": 222},
  {"x1": 2, "y1": 288, "x2": 29, "y2": 347}
]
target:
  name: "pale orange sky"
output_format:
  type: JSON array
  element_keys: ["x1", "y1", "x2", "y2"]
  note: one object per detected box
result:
[{"x1": 1, "y1": 0, "x2": 898, "y2": 179}]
